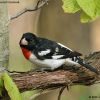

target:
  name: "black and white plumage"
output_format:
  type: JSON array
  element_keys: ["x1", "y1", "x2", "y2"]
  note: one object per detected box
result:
[{"x1": 19, "y1": 32, "x2": 99, "y2": 74}]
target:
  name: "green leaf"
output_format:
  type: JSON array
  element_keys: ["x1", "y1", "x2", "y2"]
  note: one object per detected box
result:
[
  {"x1": 3, "y1": 72, "x2": 22, "y2": 100},
  {"x1": 95, "y1": 0, "x2": 100, "y2": 17},
  {"x1": 62, "y1": 0, "x2": 100, "y2": 23},
  {"x1": 0, "y1": 79, "x2": 4, "y2": 96},
  {"x1": 76, "y1": 0, "x2": 96, "y2": 18},
  {"x1": 62, "y1": 0, "x2": 80, "y2": 13},
  {"x1": 80, "y1": 11, "x2": 92, "y2": 23}
]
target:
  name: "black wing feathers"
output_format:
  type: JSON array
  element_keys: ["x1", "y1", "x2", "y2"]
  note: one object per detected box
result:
[{"x1": 34, "y1": 37, "x2": 82, "y2": 60}]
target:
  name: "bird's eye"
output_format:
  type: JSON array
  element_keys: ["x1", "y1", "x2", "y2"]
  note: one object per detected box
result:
[
  {"x1": 30, "y1": 40, "x2": 35, "y2": 45},
  {"x1": 25, "y1": 38, "x2": 35, "y2": 45},
  {"x1": 26, "y1": 38, "x2": 30, "y2": 42}
]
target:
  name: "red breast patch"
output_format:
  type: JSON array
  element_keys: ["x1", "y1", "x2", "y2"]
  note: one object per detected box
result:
[{"x1": 21, "y1": 48, "x2": 31, "y2": 59}]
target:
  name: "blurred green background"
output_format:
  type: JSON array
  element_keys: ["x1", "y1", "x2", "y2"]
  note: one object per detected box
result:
[{"x1": 8, "y1": 0, "x2": 100, "y2": 100}]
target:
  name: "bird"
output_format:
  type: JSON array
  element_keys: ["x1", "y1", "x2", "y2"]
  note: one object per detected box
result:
[{"x1": 19, "y1": 32, "x2": 99, "y2": 74}]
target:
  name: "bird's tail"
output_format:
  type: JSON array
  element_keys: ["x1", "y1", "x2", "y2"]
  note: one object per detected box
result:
[{"x1": 76, "y1": 57, "x2": 99, "y2": 74}]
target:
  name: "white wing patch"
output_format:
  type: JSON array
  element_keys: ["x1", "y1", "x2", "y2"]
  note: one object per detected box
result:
[
  {"x1": 52, "y1": 55, "x2": 64, "y2": 59},
  {"x1": 55, "y1": 47, "x2": 59, "y2": 52},
  {"x1": 38, "y1": 49, "x2": 51, "y2": 56},
  {"x1": 58, "y1": 43, "x2": 72, "y2": 51}
]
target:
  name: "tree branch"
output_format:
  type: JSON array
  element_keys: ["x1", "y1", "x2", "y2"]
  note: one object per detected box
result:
[
  {"x1": 0, "y1": 0, "x2": 19, "y2": 3},
  {"x1": 9, "y1": 51, "x2": 100, "y2": 92},
  {"x1": 10, "y1": 0, "x2": 49, "y2": 20}
]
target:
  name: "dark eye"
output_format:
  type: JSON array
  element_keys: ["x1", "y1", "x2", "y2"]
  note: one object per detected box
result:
[
  {"x1": 26, "y1": 38, "x2": 31, "y2": 42},
  {"x1": 26, "y1": 38, "x2": 35, "y2": 45},
  {"x1": 30, "y1": 40, "x2": 35, "y2": 45}
]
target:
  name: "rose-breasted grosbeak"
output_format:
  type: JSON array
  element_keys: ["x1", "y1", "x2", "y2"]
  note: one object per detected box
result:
[{"x1": 19, "y1": 32, "x2": 99, "y2": 74}]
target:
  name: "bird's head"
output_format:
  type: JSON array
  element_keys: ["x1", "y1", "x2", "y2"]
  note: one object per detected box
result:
[{"x1": 19, "y1": 32, "x2": 38, "y2": 50}]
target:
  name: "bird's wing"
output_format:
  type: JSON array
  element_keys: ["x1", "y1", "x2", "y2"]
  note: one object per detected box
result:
[
  {"x1": 51, "y1": 43, "x2": 82, "y2": 59},
  {"x1": 34, "y1": 38, "x2": 82, "y2": 60}
]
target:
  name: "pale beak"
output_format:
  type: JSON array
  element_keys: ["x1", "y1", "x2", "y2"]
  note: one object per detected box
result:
[{"x1": 21, "y1": 38, "x2": 28, "y2": 45}]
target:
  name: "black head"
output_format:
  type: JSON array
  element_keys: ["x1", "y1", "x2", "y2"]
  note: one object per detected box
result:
[{"x1": 19, "y1": 32, "x2": 38, "y2": 50}]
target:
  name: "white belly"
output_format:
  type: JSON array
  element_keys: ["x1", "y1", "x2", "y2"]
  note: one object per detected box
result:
[
  {"x1": 29, "y1": 54, "x2": 66, "y2": 70},
  {"x1": 29, "y1": 54, "x2": 79, "y2": 70}
]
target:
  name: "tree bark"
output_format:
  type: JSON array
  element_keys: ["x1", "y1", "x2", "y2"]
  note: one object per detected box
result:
[
  {"x1": 10, "y1": 51, "x2": 100, "y2": 92},
  {"x1": 0, "y1": 2, "x2": 9, "y2": 100},
  {"x1": 0, "y1": 1, "x2": 9, "y2": 68}
]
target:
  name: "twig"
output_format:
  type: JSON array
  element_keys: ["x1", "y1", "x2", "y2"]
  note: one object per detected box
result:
[
  {"x1": 0, "y1": 0, "x2": 19, "y2": 3},
  {"x1": 10, "y1": 0, "x2": 49, "y2": 20},
  {"x1": 58, "y1": 86, "x2": 66, "y2": 100}
]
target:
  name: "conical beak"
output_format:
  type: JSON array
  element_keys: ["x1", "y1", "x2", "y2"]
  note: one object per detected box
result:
[{"x1": 20, "y1": 38, "x2": 28, "y2": 45}]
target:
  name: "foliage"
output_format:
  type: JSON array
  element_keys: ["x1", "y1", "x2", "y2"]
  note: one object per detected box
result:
[
  {"x1": 0, "y1": 72, "x2": 22, "y2": 100},
  {"x1": 0, "y1": 79, "x2": 4, "y2": 96},
  {"x1": 0, "y1": 72, "x2": 40, "y2": 100},
  {"x1": 62, "y1": 0, "x2": 100, "y2": 23}
]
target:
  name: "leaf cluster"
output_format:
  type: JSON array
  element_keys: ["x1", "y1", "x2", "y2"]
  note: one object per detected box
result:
[{"x1": 62, "y1": 0, "x2": 100, "y2": 23}]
